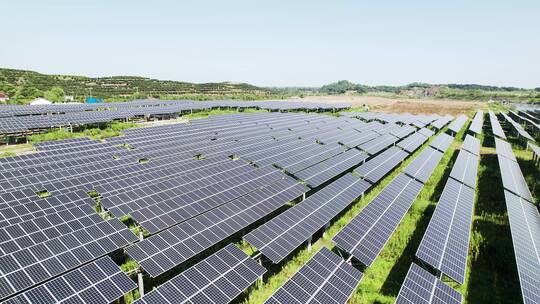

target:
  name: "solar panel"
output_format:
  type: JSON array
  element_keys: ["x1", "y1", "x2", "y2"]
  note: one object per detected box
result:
[
  {"x1": 264, "y1": 247, "x2": 363, "y2": 304},
  {"x1": 503, "y1": 190, "x2": 540, "y2": 304},
  {"x1": 354, "y1": 147, "x2": 409, "y2": 184},
  {"x1": 497, "y1": 154, "x2": 533, "y2": 202},
  {"x1": 489, "y1": 111, "x2": 506, "y2": 139},
  {"x1": 332, "y1": 174, "x2": 424, "y2": 266},
  {"x1": 245, "y1": 174, "x2": 371, "y2": 264},
  {"x1": 391, "y1": 125, "x2": 416, "y2": 139},
  {"x1": 3, "y1": 256, "x2": 136, "y2": 304},
  {"x1": 0, "y1": 219, "x2": 137, "y2": 300},
  {"x1": 134, "y1": 244, "x2": 266, "y2": 304},
  {"x1": 416, "y1": 178, "x2": 475, "y2": 284},
  {"x1": 357, "y1": 133, "x2": 400, "y2": 155},
  {"x1": 294, "y1": 149, "x2": 368, "y2": 188},
  {"x1": 403, "y1": 147, "x2": 444, "y2": 184},
  {"x1": 469, "y1": 111, "x2": 484, "y2": 135},
  {"x1": 449, "y1": 150, "x2": 479, "y2": 189},
  {"x1": 126, "y1": 178, "x2": 307, "y2": 277},
  {"x1": 397, "y1": 132, "x2": 429, "y2": 153},
  {"x1": 461, "y1": 134, "x2": 481, "y2": 156},
  {"x1": 395, "y1": 263, "x2": 462, "y2": 304},
  {"x1": 494, "y1": 137, "x2": 517, "y2": 163},
  {"x1": 429, "y1": 133, "x2": 454, "y2": 153},
  {"x1": 418, "y1": 128, "x2": 435, "y2": 138},
  {"x1": 447, "y1": 115, "x2": 468, "y2": 134}
]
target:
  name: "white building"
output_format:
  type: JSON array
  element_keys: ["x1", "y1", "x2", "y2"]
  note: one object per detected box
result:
[{"x1": 29, "y1": 97, "x2": 52, "y2": 105}]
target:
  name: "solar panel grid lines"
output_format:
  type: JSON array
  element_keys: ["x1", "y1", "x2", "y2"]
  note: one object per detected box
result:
[
  {"x1": 274, "y1": 143, "x2": 345, "y2": 173},
  {"x1": 497, "y1": 154, "x2": 534, "y2": 203},
  {"x1": 133, "y1": 244, "x2": 266, "y2": 304},
  {"x1": 2, "y1": 256, "x2": 136, "y2": 304},
  {"x1": 403, "y1": 147, "x2": 444, "y2": 184},
  {"x1": 0, "y1": 218, "x2": 137, "y2": 300},
  {"x1": 494, "y1": 137, "x2": 517, "y2": 163},
  {"x1": 391, "y1": 125, "x2": 417, "y2": 139},
  {"x1": 294, "y1": 149, "x2": 368, "y2": 188},
  {"x1": 357, "y1": 133, "x2": 400, "y2": 155},
  {"x1": 429, "y1": 133, "x2": 454, "y2": 153},
  {"x1": 395, "y1": 263, "x2": 462, "y2": 304},
  {"x1": 416, "y1": 178, "x2": 475, "y2": 284},
  {"x1": 461, "y1": 135, "x2": 481, "y2": 156},
  {"x1": 332, "y1": 174, "x2": 424, "y2": 267},
  {"x1": 264, "y1": 247, "x2": 363, "y2": 304},
  {"x1": 244, "y1": 173, "x2": 371, "y2": 264},
  {"x1": 503, "y1": 190, "x2": 540, "y2": 304},
  {"x1": 125, "y1": 178, "x2": 307, "y2": 277},
  {"x1": 0, "y1": 204, "x2": 104, "y2": 256},
  {"x1": 132, "y1": 167, "x2": 287, "y2": 234},
  {"x1": 396, "y1": 132, "x2": 429, "y2": 153},
  {"x1": 449, "y1": 149, "x2": 479, "y2": 189},
  {"x1": 469, "y1": 110, "x2": 484, "y2": 135},
  {"x1": 338, "y1": 130, "x2": 379, "y2": 148},
  {"x1": 501, "y1": 112, "x2": 534, "y2": 141},
  {"x1": 447, "y1": 115, "x2": 469, "y2": 134},
  {"x1": 489, "y1": 111, "x2": 506, "y2": 139},
  {"x1": 354, "y1": 146, "x2": 409, "y2": 184}
]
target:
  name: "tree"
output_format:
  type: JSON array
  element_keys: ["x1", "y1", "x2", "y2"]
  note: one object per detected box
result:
[
  {"x1": 44, "y1": 87, "x2": 65, "y2": 102},
  {"x1": 0, "y1": 82, "x2": 16, "y2": 97},
  {"x1": 16, "y1": 85, "x2": 43, "y2": 99}
]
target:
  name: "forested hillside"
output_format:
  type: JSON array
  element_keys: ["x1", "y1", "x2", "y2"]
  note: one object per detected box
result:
[{"x1": 0, "y1": 68, "x2": 275, "y2": 103}]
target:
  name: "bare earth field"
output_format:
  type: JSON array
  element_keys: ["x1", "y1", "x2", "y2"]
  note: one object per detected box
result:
[{"x1": 287, "y1": 95, "x2": 485, "y2": 116}]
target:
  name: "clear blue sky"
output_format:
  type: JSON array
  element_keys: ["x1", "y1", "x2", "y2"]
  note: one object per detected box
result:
[{"x1": 1, "y1": 0, "x2": 539, "y2": 88}]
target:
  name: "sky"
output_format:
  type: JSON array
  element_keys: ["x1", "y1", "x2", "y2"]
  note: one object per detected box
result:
[{"x1": 1, "y1": 0, "x2": 539, "y2": 88}]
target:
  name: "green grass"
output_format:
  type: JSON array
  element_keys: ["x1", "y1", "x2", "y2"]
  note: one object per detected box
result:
[{"x1": 27, "y1": 121, "x2": 137, "y2": 143}]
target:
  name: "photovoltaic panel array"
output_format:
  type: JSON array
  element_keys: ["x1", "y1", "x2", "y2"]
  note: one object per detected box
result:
[
  {"x1": 244, "y1": 173, "x2": 371, "y2": 264},
  {"x1": 403, "y1": 147, "x2": 444, "y2": 184},
  {"x1": 265, "y1": 247, "x2": 363, "y2": 304},
  {"x1": 294, "y1": 149, "x2": 368, "y2": 188},
  {"x1": 503, "y1": 190, "x2": 540, "y2": 304},
  {"x1": 416, "y1": 178, "x2": 475, "y2": 284},
  {"x1": 418, "y1": 128, "x2": 435, "y2": 138},
  {"x1": 357, "y1": 133, "x2": 399, "y2": 155},
  {"x1": 397, "y1": 132, "x2": 429, "y2": 154},
  {"x1": 447, "y1": 115, "x2": 468, "y2": 134},
  {"x1": 395, "y1": 263, "x2": 462, "y2": 304},
  {"x1": 125, "y1": 178, "x2": 307, "y2": 277},
  {"x1": 489, "y1": 111, "x2": 506, "y2": 139},
  {"x1": 429, "y1": 133, "x2": 454, "y2": 153},
  {"x1": 469, "y1": 110, "x2": 484, "y2": 135},
  {"x1": 0, "y1": 218, "x2": 137, "y2": 300},
  {"x1": 501, "y1": 112, "x2": 534, "y2": 141},
  {"x1": 134, "y1": 244, "x2": 266, "y2": 304},
  {"x1": 497, "y1": 153, "x2": 533, "y2": 202},
  {"x1": 333, "y1": 174, "x2": 424, "y2": 267},
  {"x1": 2, "y1": 256, "x2": 136, "y2": 304},
  {"x1": 494, "y1": 137, "x2": 517, "y2": 163},
  {"x1": 461, "y1": 134, "x2": 480, "y2": 156},
  {"x1": 354, "y1": 147, "x2": 409, "y2": 184},
  {"x1": 449, "y1": 149, "x2": 479, "y2": 189}
]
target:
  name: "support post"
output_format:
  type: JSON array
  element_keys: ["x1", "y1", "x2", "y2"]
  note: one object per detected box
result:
[
  {"x1": 307, "y1": 236, "x2": 312, "y2": 251},
  {"x1": 323, "y1": 222, "x2": 330, "y2": 238},
  {"x1": 137, "y1": 230, "x2": 144, "y2": 297},
  {"x1": 302, "y1": 193, "x2": 306, "y2": 201}
]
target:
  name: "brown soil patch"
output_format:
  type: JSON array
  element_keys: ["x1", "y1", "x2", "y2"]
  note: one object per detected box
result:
[{"x1": 286, "y1": 95, "x2": 485, "y2": 116}]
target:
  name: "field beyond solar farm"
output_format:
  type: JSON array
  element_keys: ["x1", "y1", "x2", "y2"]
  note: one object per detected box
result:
[{"x1": 0, "y1": 100, "x2": 538, "y2": 304}]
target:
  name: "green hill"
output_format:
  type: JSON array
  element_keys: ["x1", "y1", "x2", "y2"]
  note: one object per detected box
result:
[{"x1": 0, "y1": 68, "x2": 274, "y2": 103}]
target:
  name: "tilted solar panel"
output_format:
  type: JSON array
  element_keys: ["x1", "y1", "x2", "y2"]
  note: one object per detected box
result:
[
  {"x1": 503, "y1": 190, "x2": 540, "y2": 304},
  {"x1": 418, "y1": 127, "x2": 435, "y2": 138},
  {"x1": 134, "y1": 244, "x2": 266, "y2": 304},
  {"x1": 461, "y1": 134, "x2": 481, "y2": 156},
  {"x1": 2, "y1": 256, "x2": 136, "y2": 304},
  {"x1": 264, "y1": 247, "x2": 363, "y2": 304},
  {"x1": 397, "y1": 132, "x2": 429, "y2": 153},
  {"x1": 494, "y1": 137, "x2": 517, "y2": 163},
  {"x1": 489, "y1": 111, "x2": 506, "y2": 139},
  {"x1": 416, "y1": 178, "x2": 475, "y2": 284},
  {"x1": 332, "y1": 174, "x2": 424, "y2": 266},
  {"x1": 354, "y1": 147, "x2": 409, "y2": 184},
  {"x1": 469, "y1": 111, "x2": 484, "y2": 135},
  {"x1": 448, "y1": 115, "x2": 468, "y2": 134},
  {"x1": 396, "y1": 263, "x2": 462, "y2": 304},
  {"x1": 357, "y1": 133, "x2": 400, "y2": 155},
  {"x1": 429, "y1": 133, "x2": 454, "y2": 153},
  {"x1": 403, "y1": 147, "x2": 444, "y2": 184},
  {"x1": 497, "y1": 154, "x2": 533, "y2": 202},
  {"x1": 245, "y1": 173, "x2": 370, "y2": 264},
  {"x1": 449, "y1": 150, "x2": 479, "y2": 189}
]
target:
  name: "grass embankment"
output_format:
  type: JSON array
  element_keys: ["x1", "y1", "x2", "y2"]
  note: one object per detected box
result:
[{"x1": 241, "y1": 123, "x2": 467, "y2": 304}]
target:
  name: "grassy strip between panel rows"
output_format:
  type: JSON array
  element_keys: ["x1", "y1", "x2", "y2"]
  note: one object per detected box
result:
[{"x1": 239, "y1": 123, "x2": 467, "y2": 304}]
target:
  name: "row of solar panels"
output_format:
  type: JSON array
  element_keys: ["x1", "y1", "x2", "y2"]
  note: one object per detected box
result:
[
  {"x1": 495, "y1": 136, "x2": 539, "y2": 304},
  {"x1": 0, "y1": 100, "x2": 351, "y2": 134}
]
